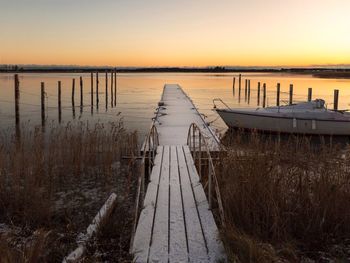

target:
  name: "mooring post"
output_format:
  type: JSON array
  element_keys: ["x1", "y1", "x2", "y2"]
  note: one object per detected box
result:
[
  {"x1": 90, "y1": 72, "x2": 94, "y2": 107},
  {"x1": 14, "y1": 74, "x2": 20, "y2": 140},
  {"x1": 114, "y1": 69, "x2": 117, "y2": 106},
  {"x1": 238, "y1": 75, "x2": 242, "y2": 103},
  {"x1": 334, "y1": 89, "x2": 339, "y2": 111},
  {"x1": 263, "y1": 83, "x2": 266, "y2": 108},
  {"x1": 111, "y1": 71, "x2": 114, "y2": 107},
  {"x1": 276, "y1": 83, "x2": 280, "y2": 106},
  {"x1": 308, "y1": 88, "x2": 312, "y2": 102},
  {"x1": 244, "y1": 79, "x2": 248, "y2": 101},
  {"x1": 232, "y1": 76, "x2": 236, "y2": 95},
  {"x1": 72, "y1": 79, "x2": 76, "y2": 118},
  {"x1": 247, "y1": 80, "x2": 251, "y2": 104},
  {"x1": 289, "y1": 84, "x2": 293, "y2": 105},
  {"x1": 80, "y1": 76, "x2": 83, "y2": 113},
  {"x1": 257, "y1": 82, "x2": 261, "y2": 106},
  {"x1": 58, "y1": 81, "x2": 62, "y2": 123},
  {"x1": 105, "y1": 71, "x2": 108, "y2": 110},
  {"x1": 41, "y1": 82, "x2": 45, "y2": 129},
  {"x1": 238, "y1": 74, "x2": 241, "y2": 95},
  {"x1": 96, "y1": 72, "x2": 99, "y2": 109}
]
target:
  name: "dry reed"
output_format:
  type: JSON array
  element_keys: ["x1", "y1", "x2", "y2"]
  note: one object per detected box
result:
[
  {"x1": 0, "y1": 120, "x2": 138, "y2": 262},
  {"x1": 219, "y1": 131, "x2": 350, "y2": 262}
]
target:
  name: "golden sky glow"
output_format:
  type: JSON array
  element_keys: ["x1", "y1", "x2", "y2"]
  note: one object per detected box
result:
[{"x1": 1, "y1": 0, "x2": 350, "y2": 67}]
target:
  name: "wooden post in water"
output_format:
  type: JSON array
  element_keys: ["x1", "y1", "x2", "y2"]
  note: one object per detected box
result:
[
  {"x1": 114, "y1": 69, "x2": 117, "y2": 106},
  {"x1": 58, "y1": 81, "x2": 62, "y2": 123},
  {"x1": 72, "y1": 79, "x2": 76, "y2": 118},
  {"x1": 334, "y1": 89, "x2": 339, "y2": 111},
  {"x1": 244, "y1": 79, "x2": 248, "y2": 101},
  {"x1": 14, "y1": 74, "x2": 20, "y2": 140},
  {"x1": 289, "y1": 84, "x2": 293, "y2": 105},
  {"x1": 263, "y1": 83, "x2": 266, "y2": 108},
  {"x1": 232, "y1": 76, "x2": 236, "y2": 96},
  {"x1": 41, "y1": 82, "x2": 45, "y2": 129},
  {"x1": 276, "y1": 83, "x2": 280, "y2": 106},
  {"x1": 111, "y1": 71, "x2": 114, "y2": 107},
  {"x1": 308, "y1": 88, "x2": 312, "y2": 102},
  {"x1": 105, "y1": 71, "x2": 108, "y2": 110},
  {"x1": 90, "y1": 72, "x2": 94, "y2": 107},
  {"x1": 96, "y1": 72, "x2": 99, "y2": 109},
  {"x1": 238, "y1": 74, "x2": 241, "y2": 96},
  {"x1": 247, "y1": 80, "x2": 251, "y2": 104},
  {"x1": 80, "y1": 76, "x2": 83, "y2": 113},
  {"x1": 257, "y1": 82, "x2": 261, "y2": 106}
]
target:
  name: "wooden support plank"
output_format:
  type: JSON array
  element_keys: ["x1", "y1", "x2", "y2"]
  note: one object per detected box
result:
[
  {"x1": 90, "y1": 72, "x2": 93, "y2": 108},
  {"x1": 276, "y1": 83, "x2": 280, "y2": 106},
  {"x1": 169, "y1": 146, "x2": 187, "y2": 262},
  {"x1": 41, "y1": 82, "x2": 45, "y2": 129},
  {"x1": 308, "y1": 88, "x2": 312, "y2": 102},
  {"x1": 149, "y1": 146, "x2": 170, "y2": 262},
  {"x1": 133, "y1": 146, "x2": 164, "y2": 262},
  {"x1": 263, "y1": 83, "x2": 266, "y2": 108},
  {"x1": 232, "y1": 76, "x2": 235, "y2": 96},
  {"x1": 58, "y1": 81, "x2": 62, "y2": 123},
  {"x1": 14, "y1": 74, "x2": 20, "y2": 139},
  {"x1": 176, "y1": 145, "x2": 208, "y2": 262},
  {"x1": 183, "y1": 146, "x2": 226, "y2": 263},
  {"x1": 334, "y1": 89, "x2": 339, "y2": 111},
  {"x1": 289, "y1": 84, "x2": 293, "y2": 105},
  {"x1": 257, "y1": 82, "x2": 261, "y2": 106}
]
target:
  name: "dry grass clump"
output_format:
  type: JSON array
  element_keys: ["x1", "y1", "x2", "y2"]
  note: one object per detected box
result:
[
  {"x1": 0, "y1": 121, "x2": 138, "y2": 261},
  {"x1": 219, "y1": 131, "x2": 350, "y2": 262}
]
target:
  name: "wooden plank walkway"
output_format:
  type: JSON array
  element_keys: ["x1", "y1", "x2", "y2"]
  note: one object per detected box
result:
[
  {"x1": 132, "y1": 145, "x2": 226, "y2": 263},
  {"x1": 154, "y1": 84, "x2": 220, "y2": 151}
]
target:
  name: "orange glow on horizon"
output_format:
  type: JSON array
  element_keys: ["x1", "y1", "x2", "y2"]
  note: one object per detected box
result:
[{"x1": 1, "y1": 0, "x2": 349, "y2": 67}]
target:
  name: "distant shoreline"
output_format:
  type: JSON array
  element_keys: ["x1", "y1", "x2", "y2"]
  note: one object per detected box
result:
[{"x1": 1, "y1": 67, "x2": 350, "y2": 79}]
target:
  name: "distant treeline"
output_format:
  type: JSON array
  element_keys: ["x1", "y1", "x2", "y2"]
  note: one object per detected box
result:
[{"x1": 1, "y1": 66, "x2": 350, "y2": 78}]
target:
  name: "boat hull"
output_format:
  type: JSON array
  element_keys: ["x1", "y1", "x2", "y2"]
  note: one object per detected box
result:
[{"x1": 216, "y1": 109, "x2": 350, "y2": 136}]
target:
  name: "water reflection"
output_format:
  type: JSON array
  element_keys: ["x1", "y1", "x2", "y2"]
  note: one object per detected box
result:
[{"x1": 1, "y1": 72, "x2": 350, "y2": 141}]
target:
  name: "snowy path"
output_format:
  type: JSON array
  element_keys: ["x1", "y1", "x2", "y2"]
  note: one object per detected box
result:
[
  {"x1": 154, "y1": 84, "x2": 220, "y2": 151},
  {"x1": 132, "y1": 145, "x2": 226, "y2": 263},
  {"x1": 133, "y1": 85, "x2": 225, "y2": 262}
]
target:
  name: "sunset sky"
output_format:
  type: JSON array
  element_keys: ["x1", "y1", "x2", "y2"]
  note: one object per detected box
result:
[{"x1": 1, "y1": 0, "x2": 349, "y2": 67}]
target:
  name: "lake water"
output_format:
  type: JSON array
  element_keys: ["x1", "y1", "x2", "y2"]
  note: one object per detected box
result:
[{"x1": 1, "y1": 72, "x2": 350, "y2": 139}]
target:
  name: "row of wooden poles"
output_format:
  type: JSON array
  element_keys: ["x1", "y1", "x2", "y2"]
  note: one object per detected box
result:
[
  {"x1": 14, "y1": 70, "x2": 118, "y2": 136},
  {"x1": 232, "y1": 74, "x2": 340, "y2": 110}
]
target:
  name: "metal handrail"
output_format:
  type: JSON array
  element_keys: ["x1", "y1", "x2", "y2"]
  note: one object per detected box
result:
[
  {"x1": 130, "y1": 124, "x2": 159, "y2": 251},
  {"x1": 213, "y1": 98, "x2": 232, "y2": 110},
  {"x1": 187, "y1": 123, "x2": 225, "y2": 227}
]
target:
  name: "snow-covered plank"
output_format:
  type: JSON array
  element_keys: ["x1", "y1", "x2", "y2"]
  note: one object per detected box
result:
[
  {"x1": 148, "y1": 145, "x2": 170, "y2": 262},
  {"x1": 182, "y1": 146, "x2": 208, "y2": 205},
  {"x1": 176, "y1": 145, "x2": 209, "y2": 262},
  {"x1": 132, "y1": 147, "x2": 164, "y2": 263},
  {"x1": 182, "y1": 146, "x2": 227, "y2": 263},
  {"x1": 169, "y1": 145, "x2": 188, "y2": 262},
  {"x1": 149, "y1": 146, "x2": 164, "y2": 183},
  {"x1": 63, "y1": 193, "x2": 118, "y2": 263}
]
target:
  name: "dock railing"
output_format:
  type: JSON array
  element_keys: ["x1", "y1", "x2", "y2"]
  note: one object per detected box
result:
[
  {"x1": 130, "y1": 124, "x2": 159, "y2": 251},
  {"x1": 187, "y1": 123, "x2": 225, "y2": 226}
]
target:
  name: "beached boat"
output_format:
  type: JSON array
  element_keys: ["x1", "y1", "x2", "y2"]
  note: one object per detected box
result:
[{"x1": 214, "y1": 99, "x2": 350, "y2": 135}]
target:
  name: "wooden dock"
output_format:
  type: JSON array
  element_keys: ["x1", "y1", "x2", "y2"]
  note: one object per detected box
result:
[
  {"x1": 132, "y1": 85, "x2": 226, "y2": 263},
  {"x1": 154, "y1": 84, "x2": 220, "y2": 151}
]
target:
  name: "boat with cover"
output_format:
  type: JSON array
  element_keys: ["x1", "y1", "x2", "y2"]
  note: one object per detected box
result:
[{"x1": 214, "y1": 99, "x2": 350, "y2": 135}]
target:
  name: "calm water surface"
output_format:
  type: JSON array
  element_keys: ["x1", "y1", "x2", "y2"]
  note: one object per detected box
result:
[{"x1": 1, "y1": 72, "x2": 350, "y2": 139}]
